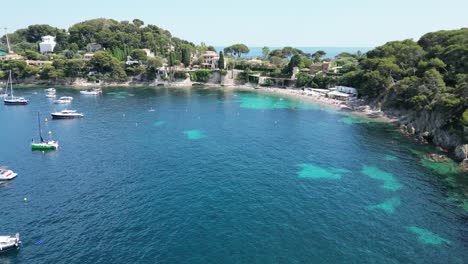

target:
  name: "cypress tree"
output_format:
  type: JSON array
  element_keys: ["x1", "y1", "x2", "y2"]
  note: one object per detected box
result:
[{"x1": 218, "y1": 51, "x2": 225, "y2": 69}]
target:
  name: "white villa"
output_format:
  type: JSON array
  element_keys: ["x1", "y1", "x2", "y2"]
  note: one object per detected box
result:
[
  {"x1": 201, "y1": 51, "x2": 219, "y2": 69},
  {"x1": 39, "y1": 35, "x2": 57, "y2": 54}
]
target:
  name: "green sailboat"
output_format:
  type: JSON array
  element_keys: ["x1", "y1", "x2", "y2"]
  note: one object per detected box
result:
[{"x1": 31, "y1": 112, "x2": 59, "y2": 150}]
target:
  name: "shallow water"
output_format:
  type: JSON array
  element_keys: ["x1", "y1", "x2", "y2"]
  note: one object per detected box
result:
[{"x1": 0, "y1": 87, "x2": 466, "y2": 263}]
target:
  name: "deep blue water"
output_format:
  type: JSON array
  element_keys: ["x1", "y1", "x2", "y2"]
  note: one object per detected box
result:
[
  {"x1": 0, "y1": 87, "x2": 466, "y2": 263},
  {"x1": 214, "y1": 46, "x2": 372, "y2": 58}
]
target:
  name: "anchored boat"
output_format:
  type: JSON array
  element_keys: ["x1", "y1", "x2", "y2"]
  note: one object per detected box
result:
[
  {"x1": 54, "y1": 96, "x2": 73, "y2": 104},
  {"x1": 31, "y1": 113, "x2": 59, "y2": 150},
  {"x1": 0, "y1": 167, "x2": 17, "y2": 181},
  {"x1": 51, "y1": 109, "x2": 84, "y2": 119},
  {"x1": 3, "y1": 70, "x2": 28, "y2": 105},
  {"x1": 80, "y1": 88, "x2": 102, "y2": 95},
  {"x1": 45, "y1": 88, "x2": 56, "y2": 98},
  {"x1": 0, "y1": 233, "x2": 21, "y2": 253}
]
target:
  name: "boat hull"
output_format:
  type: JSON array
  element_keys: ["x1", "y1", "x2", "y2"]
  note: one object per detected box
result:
[
  {"x1": 0, "y1": 172, "x2": 18, "y2": 181},
  {"x1": 31, "y1": 144, "x2": 58, "y2": 150},
  {"x1": 51, "y1": 114, "x2": 83, "y2": 119},
  {"x1": 0, "y1": 243, "x2": 20, "y2": 253},
  {"x1": 4, "y1": 100, "x2": 28, "y2": 105}
]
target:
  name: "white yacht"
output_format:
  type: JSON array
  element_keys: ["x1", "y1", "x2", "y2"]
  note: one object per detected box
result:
[
  {"x1": 45, "y1": 88, "x2": 56, "y2": 94},
  {"x1": 54, "y1": 96, "x2": 73, "y2": 104},
  {"x1": 51, "y1": 109, "x2": 84, "y2": 119},
  {"x1": 0, "y1": 233, "x2": 21, "y2": 253},
  {"x1": 80, "y1": 88, "x2": 102, "y2": 95},
  {"x1": 0, "y1": 167, "x2": 17, "y2": 181}
]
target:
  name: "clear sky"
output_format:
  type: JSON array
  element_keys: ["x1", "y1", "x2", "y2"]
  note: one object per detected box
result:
[{"x1": 2, "y1": 0, "x2": 467, "y2": 47}]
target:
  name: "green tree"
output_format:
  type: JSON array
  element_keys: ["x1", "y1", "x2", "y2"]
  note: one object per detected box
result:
[
  {"x1": 312, "y1": 50, "x2": 326, "y2": 62},
  {"x1": 218, "y1": 51, "x2": 225, "y2": 70},
  {"x1": 88, "y1": 51, "x2": 127, "y2": 82},
  {"x1": 286, "y1": 54, "x2": 302, "y2": 74},
  {"x1": 262, "y1": 47, "x2": 270, "y2": 59},
  {"x1": 180, "y1": 45, "x2": 192, "y2": 67},
  {"x1": 146, "y1": 57, "x2": 163, "y2": 80},
  {"x1": 64, "y1": 59, "x2": 85, "y2": 78},
  {"x1": 132, "y1": 19, "x2": 145, "y2": 28},
  {"x1": 224, "y1": 44, "x2": 250, "y2": 57},
  {"x1": 24, "y1": 50, "x2": 41, "y2": 60},
  {"x1": 130, "y1": 49, "x2": 147, "y2": 62}
]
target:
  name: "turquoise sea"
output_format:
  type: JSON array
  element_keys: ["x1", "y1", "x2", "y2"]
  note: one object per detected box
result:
[{"x1": 0, "y1": 87, "x2": 466, "y2": 263}]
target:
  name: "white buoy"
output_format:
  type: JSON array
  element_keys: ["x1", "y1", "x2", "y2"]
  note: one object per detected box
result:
[
  {"x1": 48, "y1": 131, "x2": 52, "y2": 135},
  {"x1": 24, "y1": 197, "x2": 28, "y2": 202},
  {"x1": 44, "y1": 118, "x2": 48, "y2": 122}
]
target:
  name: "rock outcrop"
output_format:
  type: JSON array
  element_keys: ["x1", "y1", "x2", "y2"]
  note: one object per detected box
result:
[
  {"x1": 454, "y1": 144, "x2": 468, "y2": 161},
  {"x1": 384, "y1": 108, "x2": 467, "y2": 168}
]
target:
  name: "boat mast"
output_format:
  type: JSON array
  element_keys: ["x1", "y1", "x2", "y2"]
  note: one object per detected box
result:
[
  {"x1": 8, "y1": 70, "x2": 13, "y2": 97},
  {"x1": 37, "y1": 112, "x2": 44, "y2": 142}
]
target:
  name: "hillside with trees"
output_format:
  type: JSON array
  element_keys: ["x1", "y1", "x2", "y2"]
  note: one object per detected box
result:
[
  {"x1": 339, "y1": 28, "x2": 467, "y2": 147},
  {"x1": 0, "y1": 18, "x2": 197, "y2": 82}
]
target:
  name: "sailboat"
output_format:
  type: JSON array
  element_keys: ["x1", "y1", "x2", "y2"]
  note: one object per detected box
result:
[
  {"x1": 4, "y1": 70, "x2": 28, "y2": 105},
  {"x1": 31, "y1": 112, "x2": 59, "y2": 150}
]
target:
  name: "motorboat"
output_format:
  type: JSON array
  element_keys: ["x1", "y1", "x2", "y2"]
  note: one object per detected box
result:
[
  {"x1": 54, "y1": 96, "x2": 73, "y2": 104},
  {"x1": 51, "y1": 109, "x2": 84, "y2": 119},
  {"x1": 46, "y1": 94, "x2": 56, "y2": 98},
  {"x1": 0, "y1": 167, "x2": 17, "y2": 181},
  {"x1": 4, "y1": 71, "x2": 28, "y2": 105},
  {"x1": 45, "y1": 88, "x2": 56, "y2": 94},
  {"x1": 0, "y1": 233, "x2": 21, "y2": 253},
  {"x1": 80, "y1": 88, "x2": 102, "y2": 95},
  {"x1": 31, "y1": 112, "x2": 59, "y2": 151}
]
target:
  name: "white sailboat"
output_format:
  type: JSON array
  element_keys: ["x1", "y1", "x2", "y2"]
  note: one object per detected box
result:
[{"x1": 3, "y1": 70, "x2": 28, "y2": 105}]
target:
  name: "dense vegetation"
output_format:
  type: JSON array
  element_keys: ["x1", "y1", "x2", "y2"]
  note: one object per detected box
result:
[
  {"x1": 0, "y1": 18, "x2": 195, "y2": 81},
  {"x1": 339, "y1": 28, "x2": 467, "y2": 136}
]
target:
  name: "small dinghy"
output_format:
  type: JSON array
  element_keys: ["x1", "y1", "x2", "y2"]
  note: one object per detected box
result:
[
  {"x1": 51, "y1": 109, "x2": 84, "y2": 119},
  {"x1": 0, "y1": 167, "x2": 17, "y2": 181},
  {"x1": 0, "y1": 233, "x2": 21, "y2": 253}
]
